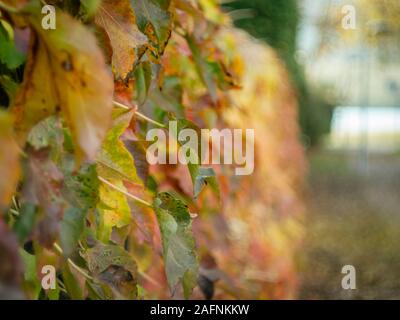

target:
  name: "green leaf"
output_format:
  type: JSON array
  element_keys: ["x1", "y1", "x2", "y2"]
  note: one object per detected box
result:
[
  {"x1": 134, "y1": 61, "x2": 152, "y2": 105},
  {"x1": 0, "y1": 75, "x2": 19, "y2": 105},
  {"x1": 14, "y1": 203, "x2": 36, "y2": 243},
  {"x1": 63, "y1": 163, "x2": 100, "y2": 211},
  {"x1": 82, "y1": 243, "x2": 137, "y2": 275},
  {"x1": 19, "y1": 248, "x2": 41, "y2": 299},
  {"x1": 131, "y1": 0, "x2": 172, "y2": 59},
  {"x1": 186, "y1": 35, "x2": 218, "y2": 103},
  {"x1": 47, "y1": 284, "x2": 60, "y2": 300},
  {"x1": 0, "y1": 20, "x2": 25, "y2": 69},
  {"x1": 81, "y1": 242, "x2": 138, "y2": 299},
  {"x1": 22, "y1": 147, "x2": 64, "y2": 248},
  {"x1": 79, "y1": 0, "x2": 101, "y2": 19},
  {"x1": 153, "y1": 192, "x2": 198, "y2": 298},
  {"x1": 174, "y1": 117, "x2": 219, "y2": 198},
  {"x1": 192, "y1": 166, "x2": 219, "y2": 199},
  {"x1": 62, "y1": 263, "x2": 84, "y2": 300},
  {"x1": 60, "y1": 207, "x2": 85, "y2": 257},
  {"x1": 27, "y1": 116, "x2": 64, "y2": 160}
]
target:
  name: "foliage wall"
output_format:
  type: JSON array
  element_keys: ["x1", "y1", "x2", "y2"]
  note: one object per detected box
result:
[
  {"x1": 225, "y1": 0, "x2": 334, "y2": 146},
  {"x1": 0, "y1": 0, "x2": 305, "y2": 299}
]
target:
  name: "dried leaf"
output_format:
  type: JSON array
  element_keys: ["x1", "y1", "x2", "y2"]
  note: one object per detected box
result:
[
  {"x1": 95, "y1": 0, "x2": 147, "y2": 79},
  {"x1": 23, "y1": 147, "x2": 64, "y2": 248},
  {"x1": 0, "y1": 111, "x2": 20, "y2": 210}
]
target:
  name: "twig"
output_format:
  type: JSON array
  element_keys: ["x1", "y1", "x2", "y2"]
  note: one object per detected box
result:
[
  {"x1": 53, "y1": 243, "x2": 93, "y2": 280},
  {"x1": 98, "y1": 176, "x2": 153, "y2": 208},
  {"x1": 113, "y1": 101, "x2": 166, "y2": 128}
]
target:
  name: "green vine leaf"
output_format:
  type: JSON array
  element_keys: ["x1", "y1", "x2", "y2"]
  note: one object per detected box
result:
[
  {"x1": 60, "y1": 207, "x2": 85, "y2": 257},
  {"x1": 0, "y1": 20, "x2": 25, "y2": 69},
  {"x1": 131, "y1": 0, "x2": 172, "y2": 60},
  {"x1": 82, "y1": 242, "x2": 138, "y2": 299},
  {"x1": 153, "y1": 192, "x2": 198, "y2": 298},
  {"x1": 174, "y1": 117, "x2": 220, "y2": 199}
]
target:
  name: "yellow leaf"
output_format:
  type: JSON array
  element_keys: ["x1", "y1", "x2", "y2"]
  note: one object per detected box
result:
[
  {"x1": 96, "y1": 109, "x2": 142, "y2": 184},
  {"x1": 97, "y1": 179, "x2": 131, "y2": 242},
  {"x1": 35, "y1": 11, "x2": 114, "y2": 162},
  {"x1": 13, "y1": 7, "x2": 114, "y2": 163},
  {"x1": 13, "y1": 34, "x2": 58, "y2": 143}
]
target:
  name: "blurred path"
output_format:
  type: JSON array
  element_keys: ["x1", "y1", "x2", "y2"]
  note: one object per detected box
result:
[{"x1": 299, "y1": 150, "x2": 400, "y2": 299}]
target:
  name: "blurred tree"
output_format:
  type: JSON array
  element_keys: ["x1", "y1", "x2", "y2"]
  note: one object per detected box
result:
[{"x1": 224, "y1": 0, "x2": 333, "y2": 146}]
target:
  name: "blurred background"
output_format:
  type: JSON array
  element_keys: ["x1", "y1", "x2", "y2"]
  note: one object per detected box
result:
[{"x1": 223, "y1": 0, "x2": 400, "y2": 299}]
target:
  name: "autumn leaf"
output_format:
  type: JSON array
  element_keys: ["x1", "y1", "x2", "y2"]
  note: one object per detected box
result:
[
  {"x1": 13, "y1": 6, "x2": 114, "y2": 163},
  {"x1": 12, "y1": 33, "x2": 58, "y2": 147},
  {"x1": 191, "y1": 166, "x2": 219, "y2": 199},
  {"x1": 153, "y1": 192, "x2": 198, "y2": 298},
  {"x1": 0, "y1": 111, "x2": 20, "y2": 210},
  {"x1": 82, "y1": 242, "x2": 138, "y2": 299},
  {"x1": 97, "y1": 109, "x2": 142, "y2": 184},
  {"x1": 22, "y1": 147, "x2": 65, "y2": 248},
  {"x1": 97, "y1": 179, "x2": 131, "y2": 243},
  {"x1": 0, "y1": 0, "x2": 306, "y2": 301},
  {"x1": 131, "y1": 0, "x2": 172, "y2": 60},
  {"x1": 63, "y1": 163, "x2": 100, "y2": 211},
  {"x1": 95, "y1": 0, "x2": 147, "y2": 79},
  {"x1": 0, "y1": 19, "x2": 25, "y2": 69}
]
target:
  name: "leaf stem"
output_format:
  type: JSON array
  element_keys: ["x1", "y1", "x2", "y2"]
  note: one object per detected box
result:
[
  {"x1": 53, "y1": 243, "x2": 94, "y2": 280},
  {"x1": 98, "y1": 176, "x2": 153, "y2": 208},
  {"x1": 137, "y1": 269, "x2": 162, "y2": 287},
  {"x1": 113, "y1": 101, "x2": 166, "y2": 128},
  {"x1": 0, "y1": 3, "x2": 18, "y2": 13}
]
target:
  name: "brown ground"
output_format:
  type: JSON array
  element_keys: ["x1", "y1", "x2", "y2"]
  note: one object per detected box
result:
[{"x1": 298, "y1": 150, "x2": 400, "y2": 299}]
